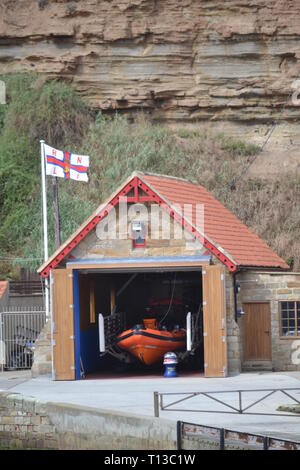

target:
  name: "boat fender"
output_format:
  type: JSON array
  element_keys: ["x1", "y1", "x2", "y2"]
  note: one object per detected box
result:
[{"x1": 163, "y1": 352, "x2": 178, "y2": 378}]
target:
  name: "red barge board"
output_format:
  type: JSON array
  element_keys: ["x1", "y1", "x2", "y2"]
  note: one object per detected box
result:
[{"x1": 38, "y1": 172, "x2": 289, "y2": 278}]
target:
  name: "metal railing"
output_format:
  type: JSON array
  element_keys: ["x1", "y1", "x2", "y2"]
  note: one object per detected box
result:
[
  {"x1": 154, "y1": 388, "x2": 300, "y2": 418},
  {"x1": 9, "y1": 281, "x2": 44, "y2": 296},
  {"x1": 177, "y1": 420, "x2": 300, "y2": 450},
  {"x1": 0, "y1": 307, "x2": 46, "y2": 371}
]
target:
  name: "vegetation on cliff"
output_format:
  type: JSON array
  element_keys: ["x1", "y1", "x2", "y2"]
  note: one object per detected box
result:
[{"x1": 0, "y1": 74, "x2": 298, "y2": 278}]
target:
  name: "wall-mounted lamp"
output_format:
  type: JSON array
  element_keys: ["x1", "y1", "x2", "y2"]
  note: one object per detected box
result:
[
  {"x1": 131, "y1": 220, "x2": 146, "y2": 248},
  {"x1": 131, "y1": 220, "x2": 143, "y2": 233},
  {"x1": 233, "y1": 275, "x2": 242, "y2": 323}
]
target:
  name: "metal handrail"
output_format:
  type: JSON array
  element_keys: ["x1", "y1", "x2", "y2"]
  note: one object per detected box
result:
[{"x1": 154, "y1": 388, "x2": 300, "y2": 418}]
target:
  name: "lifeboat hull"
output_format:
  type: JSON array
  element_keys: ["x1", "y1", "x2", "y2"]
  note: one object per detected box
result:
[{"x1": 117, "y1": 327, "x2": 186, "y2": 365}]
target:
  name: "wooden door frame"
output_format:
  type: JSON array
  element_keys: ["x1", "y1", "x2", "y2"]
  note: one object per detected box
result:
[
  {"x1": 242, "y1": 301, "x2": 272, "y2": 362},
  {"x1": 50, "y1": 268, "x2": 81, "y2": 380},
  {"x1": 202, "y1": 265, "x2": 227, "y2": 377},
  {"x1": 71, "y1": 264, "x2": 206, "y2": 379},
  {"x1": 73, "y1": 269, "x2": 81, "y2": 380},
  {"x1": 52, "y1": 267, "x2": 76, "y2": 380},
  {"x1": 69, "y1": 264, "x2": 209, "y2": 380}
]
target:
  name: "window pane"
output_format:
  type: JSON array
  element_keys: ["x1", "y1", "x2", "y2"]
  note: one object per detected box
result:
[
  {"x1": 281, "y1": 302, "x2": 296, "y2": 336},
  {"x1": 283, "y1": 327, "x2": 295, "y2": 336},
  {"x1": 287, "y1": 308, "x2": 295, "y2": 321},
  {"x1": 288, "y1": 312, "x2": 296, "y2": 322}
]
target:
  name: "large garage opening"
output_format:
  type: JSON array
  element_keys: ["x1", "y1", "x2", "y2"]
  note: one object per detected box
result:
[{"x1": 77, "y1": 269, "x2": 204, "y2": 378}]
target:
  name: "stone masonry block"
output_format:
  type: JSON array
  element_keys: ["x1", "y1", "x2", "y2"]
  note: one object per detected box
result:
[
  {"x1": 277, "y1": 289, "x2": 292, "y2": 294},
  {"x1": 1, "y1": 416, "x2": 15, "y2": 425}
]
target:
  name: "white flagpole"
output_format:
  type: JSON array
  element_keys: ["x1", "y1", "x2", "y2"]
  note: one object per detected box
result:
[{"x1": 40, "y1": 139, "x2": 49, "y2": 321}]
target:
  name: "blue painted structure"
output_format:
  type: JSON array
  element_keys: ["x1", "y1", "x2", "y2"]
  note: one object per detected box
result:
[
  {"x1": 73, "y1": 270, "x2": 102, "y2": 379},
  {"x1": 67, "y1": 255, "x2": 210, "y2": 269},
  {"x1": 73, "y1": 270, "x2": 81, "y2": 380}
]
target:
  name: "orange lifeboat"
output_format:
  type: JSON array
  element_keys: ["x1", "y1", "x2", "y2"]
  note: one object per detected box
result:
[{"x1": 116, "y1": 319, "x2": 186, "y2": 365}]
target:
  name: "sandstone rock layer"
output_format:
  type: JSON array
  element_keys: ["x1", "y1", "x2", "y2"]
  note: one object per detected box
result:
[{"x1": 1, "y1": 0, "x2": 300, "y2": 147}]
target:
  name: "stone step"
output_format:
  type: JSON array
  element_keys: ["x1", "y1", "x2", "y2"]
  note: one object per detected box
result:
[{"x1": 242, "y1": 361, "x2": 273, "y2": 371}]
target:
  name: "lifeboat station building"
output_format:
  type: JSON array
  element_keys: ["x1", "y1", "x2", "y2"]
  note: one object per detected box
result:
[{"x1": 38, "y1": 172, "x2": 300, "y2": 380}]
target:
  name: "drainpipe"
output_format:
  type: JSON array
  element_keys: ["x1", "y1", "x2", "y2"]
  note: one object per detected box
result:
[
  {"x1": 234, "y1": 271, "x2": 244, "y2": 322},
  {"x1": 233, "y1": 272, "x2": 238, "y2": 323}
]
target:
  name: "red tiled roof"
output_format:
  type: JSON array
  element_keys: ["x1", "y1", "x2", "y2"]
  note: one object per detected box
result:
[
  {"x1": 0, "y1": 281, "x2": 8, "y2": 300},
  {"x1": 142, "y1": 174, "x2": 289, "y2": 270},
  {"x1": 38, "y1": 171, "x2": 289, "y2": 277}
]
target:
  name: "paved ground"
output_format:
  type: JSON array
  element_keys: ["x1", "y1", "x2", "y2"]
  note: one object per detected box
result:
[
  {"x1": 0, "y1": 370, "x2": 31, "y2": 390},
  {"x1": 1, "y1": 370, "x2": 300, "y2": 441}
]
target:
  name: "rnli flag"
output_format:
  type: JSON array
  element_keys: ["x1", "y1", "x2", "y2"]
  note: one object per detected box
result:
[{"x1": 44, "y1": 144, "x2": 90, "y2": 182}]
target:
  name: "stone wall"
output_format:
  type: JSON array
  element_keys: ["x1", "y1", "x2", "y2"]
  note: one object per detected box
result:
[
  {"x1": 225, "y1": 271, "x2": 241, "y2": 375},
  {"x1": 31, "y1": 320, "x2": 52, "y2": 378},
  {"x1": 0, "y1": 393, "x2": 57, "y2": 449},
  {"x1": 0, "y1": 392, "x2": 177, "y2": 450},
  {"x1": 237, "y1": 271, "x2": 300, "y2": 371}
]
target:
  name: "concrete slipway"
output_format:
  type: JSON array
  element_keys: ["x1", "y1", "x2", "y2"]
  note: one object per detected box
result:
[{"x1": 1, "y1": 371, "x2": 300, "y2": 441}]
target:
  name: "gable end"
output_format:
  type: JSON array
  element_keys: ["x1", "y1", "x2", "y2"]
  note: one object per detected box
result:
[{"x1": 39, "y1": 175, "x2": 238, "y2": 278}]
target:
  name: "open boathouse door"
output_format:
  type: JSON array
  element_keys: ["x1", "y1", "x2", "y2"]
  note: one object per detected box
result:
[
  {"x1": 202, "y1": 265, "x2": 227, "y2": 378},
  {"x1": 51, "y1": 263, "x2": 227, "y2": 380},
  {"x1": 52, "y1": 268, "x2": 76, "y2": 380}
]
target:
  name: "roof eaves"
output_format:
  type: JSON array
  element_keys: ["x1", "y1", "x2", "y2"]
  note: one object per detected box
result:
[{"x1": 238, "y1": 263, "x2": 290, "y2": 271}]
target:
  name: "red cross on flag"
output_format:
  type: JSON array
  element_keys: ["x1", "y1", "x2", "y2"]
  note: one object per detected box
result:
[{"x1": 44, "y1": 144, "x2": 90, "y2": 182}]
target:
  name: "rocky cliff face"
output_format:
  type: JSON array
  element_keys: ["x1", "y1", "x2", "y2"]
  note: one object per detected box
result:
[{"x1": 1, "y1": 0, "x2": 300, "y2": 152}]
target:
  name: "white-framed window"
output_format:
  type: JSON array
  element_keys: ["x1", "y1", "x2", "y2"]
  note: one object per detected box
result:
[{"x1": 280, "y1": 301, "x2": 300, "y2": 337}]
